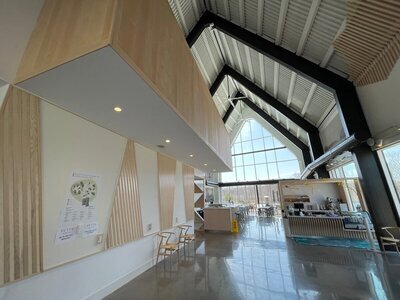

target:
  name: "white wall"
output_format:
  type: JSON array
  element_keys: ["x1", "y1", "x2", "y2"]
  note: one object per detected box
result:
[
  {"x1": 135, "y1": 143, "x2": 161, "y2": 236},
  {"x1": 41, "y1": 101, "x2": 126, "y2": 269},
  {"x1": 357, "y1": 59, "x2": 400, "y2": 137},
  {"x1": 0, "y1": 101, "x2": 194, "y2": 300},
  {"x1": 173, "y1": 162, "x2": 187, "y2": 225},
  {"x1": 0, "y1": 0, "x2": 44, "y2": 81}
]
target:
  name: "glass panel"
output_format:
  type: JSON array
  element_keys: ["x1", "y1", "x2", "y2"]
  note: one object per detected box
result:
[
  {"x1": 221, "y1": 171, "x2": 236, "y2": 183},
  {"x1": 273, "y1": 138, "x2": 284, "y2": 148},
  {"x1": 235, "y1": 155, "x2": 243, "y2": 167},
  {"x1": 382, "y1": 143, "x2": 400, "y2": 200},
  {"x1": 245, "y1": 185, "x2": 257, "y2": 205},
  {"x1": 236, "y1": 167, "x2": 245, "y2": 181},
  {"x1": 343, "y1": 162, "x2": 358, "y2": 178},
  {"x1": 242, "y1": 141, "x2": 253, "y2": 153},
  {"x1": 275, "y1": 148, "x2": 297, "y2": 162},
  {"x1": 277, "y1": 161, "x2": 300, "y2": 178},
  {"x1": 255, "y1": 164, "x2": 268, "y2": 180},
  {"x1": 268, "y1": 163, "x2": 279, "y2": 179},
  {"x1": 250, "y1": 119, "x2": 263, "y2": 139},
  {"x1": 262, "y1": 127, "x2": 272, "y2": 137},
  {"x1": 244, "y1": 165, "x2": 256, "y2": 181},
  {"x1": 254, "y1": 152, "x2": 267, "y2": 164},
  {"x1": 233, "y1": 143, "x2": 242, "y2": 154},
  {"x1": 264, "y1": 137, "x2": 274, "y2": 150},
  {"x1": 243, "y1": 153, "x2": 254, "y2": 166},
  {"x1": 266, "y1": 150, "x2": 276, "y2": 163},
  {"x1": 240, "y1": 122, "x2": 252, "y2": 141},
  {"x1": 252, "y1": 138, "x2": 264, "y2": 151}
]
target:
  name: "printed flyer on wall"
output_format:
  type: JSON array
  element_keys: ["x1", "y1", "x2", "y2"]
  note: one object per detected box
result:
[{"x1": 55, "y1": 172, "x2": 101, "y2": 244}]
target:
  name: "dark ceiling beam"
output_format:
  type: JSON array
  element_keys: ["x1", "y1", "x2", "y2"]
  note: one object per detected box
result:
[
  {"x1": 210, "y1": 66, "x2": 324, "y2": 160},
  {"x1": 222, "y1": 99, "x2": 238, "y2": 123},
  {"x1": 187, "y1": 11, "x2": 370, "y2": 140},
  {"x1": 187, "y1": 11, "x2": 351, "y2": 91},
  {"x1": 224, "y1": 66, "x2": 316, "y2": 133}
]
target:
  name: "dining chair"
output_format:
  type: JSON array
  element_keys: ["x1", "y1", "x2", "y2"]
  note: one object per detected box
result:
[{"x1": 156, "y1": 232, "x2": 179, "y2": 265}]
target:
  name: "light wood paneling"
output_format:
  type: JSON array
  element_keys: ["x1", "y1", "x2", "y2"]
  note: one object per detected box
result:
[
  {"x1": 16, "y1": 0, "x2": 232, "y2": 168},
  {"x1": 112, "y1": 0, "x2": 231, "y2": 167},
  {"x1": 0, "y1": 86, "x2": 42, "y2": 285},
  {"x1": 106, "y1": 140, "x2": 143, "y2": 249},
  {"x1": 334, "y1": 0, "x2": 400, "y2": 86},
  {"x1": 157, "y1": 153, "x2": 176, "y2": 230},
  {"x1": 182, "y1": 164, "x2": 194, "y2": 221},
  {"x1": 15, "y1": 0, "x2": 116, "y2": 83}
]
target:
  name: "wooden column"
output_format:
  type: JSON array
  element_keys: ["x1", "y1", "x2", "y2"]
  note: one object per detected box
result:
[{"x1": 0, "y1": 86, "x2": 42, "y2": 285}]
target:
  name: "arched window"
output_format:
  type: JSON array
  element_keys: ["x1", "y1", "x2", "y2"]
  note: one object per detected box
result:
[{"x1": 221, "y1": 119, "x2": 301, "y2": 182}]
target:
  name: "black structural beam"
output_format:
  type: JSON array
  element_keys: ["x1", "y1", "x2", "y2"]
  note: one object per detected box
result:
[
  {"x1": 187, "y1": 11, "x2": 352, "y2": 91},
  {"x1": 210, "y1": 65, "x2": 324, "y2": 161},
  {"x1": 187, "y1": 11, "x2": 370, "y2": 140},
  {"x1": 222, "y1": 98, "x2": 238, "y2": 123}
]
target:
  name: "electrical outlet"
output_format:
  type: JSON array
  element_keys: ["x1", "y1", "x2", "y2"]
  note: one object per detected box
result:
[
  {"x1": 96, "y1": 234, "x2": 103, "y2": 244},
  {"x1": 147, "y1": 223, "x2": 152, "y2": 231}
]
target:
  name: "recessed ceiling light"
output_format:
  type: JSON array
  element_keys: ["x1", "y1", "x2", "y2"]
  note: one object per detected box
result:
[
  {"x1": 165, "y1": 139, "x2": 171, "y2": 143},
  {"x1": 204, "y1": 163, "x2": 208, "y2": 166},
  {"x1": 189, "y1": 154, "x2": 194, "y2": 157},
  {"x1": 213, "y1": 169, "x2": 216, "y2": 172},
  {"x1": 114, "y1": 106, "x2": 122, "y2": 112}
]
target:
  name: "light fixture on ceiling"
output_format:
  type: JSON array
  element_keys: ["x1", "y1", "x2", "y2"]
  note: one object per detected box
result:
[
  {"x1": 114, "y1": 106, "x2": 122, "y2": 112},
  {"x1": 204, "y1": 163, "x2": 208, "y2": 166},
  {"x1": 189, "y1": 154, "x2": 194, "y2": 158},
  {"x1": 213, "y1": 169, "x2": 216, "y2": 172},
  {"x1": 165, "y1": 139, "x2": 171, "y2": 143}
]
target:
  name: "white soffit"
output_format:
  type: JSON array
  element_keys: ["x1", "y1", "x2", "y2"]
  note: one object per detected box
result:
[{"x1": 17, "y1": 46, "x2": 231, "y2": 172}]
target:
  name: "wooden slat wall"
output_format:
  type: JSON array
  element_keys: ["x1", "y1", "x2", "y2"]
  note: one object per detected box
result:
[
  {"x1": 106, "y1": 140, "x2": 143, "y2": 249},
  {"x1": 112, "y1": 0, "x2": 232, "y2": 167},
  {"x1": 333, "y1": 0, "x2": 400, "y2": 86},
  {"x1": 182, "y1": 164, "x2": 194, "y2": 221},
  {"x1": 0, "y1": 86, "x2": 42, "y2": 285},
  {"x1": 157, "y1": 153, "x2": 176, "y2": 230},
  {"x1": 15, "y1": 0, "x2": 116, "y2": 83}
]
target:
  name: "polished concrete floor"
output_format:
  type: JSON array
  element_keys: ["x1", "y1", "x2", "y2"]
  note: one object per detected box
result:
[{"x1": 105, "y1": 216, "x2": 400, "y2": 300}]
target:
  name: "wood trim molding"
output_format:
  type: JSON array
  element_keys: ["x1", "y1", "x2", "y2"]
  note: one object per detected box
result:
[
  {"x1": 106, "y1": 140, "x2": 143, "y2": 249},
  {"x1": 0, "y1": 86, "x2": 42, "y2": 285}
]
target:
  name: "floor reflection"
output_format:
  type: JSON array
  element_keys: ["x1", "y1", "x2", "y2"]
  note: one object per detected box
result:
[{"x1": 106, "y1": 216, "x2": 400, "y2": 300}]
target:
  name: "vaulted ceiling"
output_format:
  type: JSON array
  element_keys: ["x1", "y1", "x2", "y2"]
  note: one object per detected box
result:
[{"x1": 168, "y1": 0, "x2": 350, "y2": 148}]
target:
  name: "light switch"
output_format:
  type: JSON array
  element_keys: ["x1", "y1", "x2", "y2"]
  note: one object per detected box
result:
[{"x1": 96, "y1": 234, "x2": 103, "y2": 244}]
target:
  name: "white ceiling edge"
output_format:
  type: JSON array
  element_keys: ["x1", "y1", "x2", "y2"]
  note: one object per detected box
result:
[
  {"x1": 228, "y1": 107, "x2": 306, "y2": 171},
  {"x1": 17, "y1": 46, "x2": 231, "y2": 172}
]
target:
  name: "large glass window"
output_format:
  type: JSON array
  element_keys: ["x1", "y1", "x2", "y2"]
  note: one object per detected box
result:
[
  {"x1": 221, "y1": 119, "x2": 301, "y2": 182},
  {"x1": 329, "y1": 161, "x2": 362, "y2": 211},
  {"x1": 379, "y1": 142, "x2": 400, "y2": 217}
]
